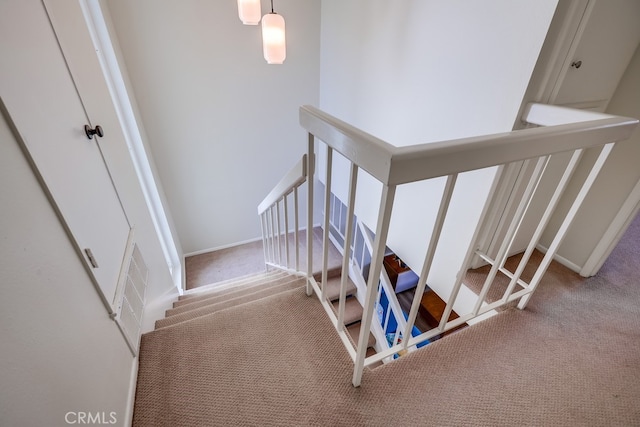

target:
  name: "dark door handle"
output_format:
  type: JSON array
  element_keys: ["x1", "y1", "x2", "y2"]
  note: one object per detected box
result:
[{"x1": 85, "y1": 125, "x2": 104, "y2": 140}]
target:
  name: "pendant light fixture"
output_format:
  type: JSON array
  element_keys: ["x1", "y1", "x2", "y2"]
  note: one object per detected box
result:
[
  {"x1": 237, "y1": 0, "x2": 261, "y2": 25},
  {"x1": 261, "y1": 0, "x2": 286, "y2": 64}
]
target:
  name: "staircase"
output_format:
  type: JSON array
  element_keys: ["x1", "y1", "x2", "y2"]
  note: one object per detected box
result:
[
  {"x1": 153, "y1": 271, "x2": 305, "y2": 331},
  {"x1": 322, "y1": 271, "x2": 380, "y2": 364},
  {"x1": 150, "y1": 238, "x2": 380, "y2": 364}
]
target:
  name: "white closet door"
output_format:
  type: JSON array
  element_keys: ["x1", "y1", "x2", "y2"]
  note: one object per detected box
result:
[
  {"x1": 552, "y1": 0, "x2": 640, "y2": 109},
  {"x1": 0, "y1": 1, "x2": 130, "y2": 311}
]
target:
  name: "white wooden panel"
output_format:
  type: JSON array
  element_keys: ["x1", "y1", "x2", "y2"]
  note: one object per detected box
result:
[
  {"x1": 0, "y1": 1, "x2": 130, "y2": 312},
  {"x1": 553, "y1": 0, "x2": 640, "y2": 107},
  {"x1": 0, "y1": 84, "x2": 136, "y2": 427}
]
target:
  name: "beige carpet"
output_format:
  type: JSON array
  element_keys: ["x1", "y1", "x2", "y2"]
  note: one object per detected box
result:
[
  {"x1": 464, "y1": 249, "x2": 584, "y2": 311},
  {"x1": 185, "y1": 227, "x2": 341, "y2": 289},
  {"x1": 185, "y1": 240, "x2": 266, "y2": 290},
  {"x1": 134, "y1": 216, "x2": 640, "y2": 426}
]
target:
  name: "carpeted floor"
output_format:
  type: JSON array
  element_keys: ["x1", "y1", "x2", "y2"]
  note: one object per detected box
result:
[
  {"x1": 185, "y1": 240, "x2": 266, "y2": 289},
  {"x1": 135, "y1": 216, "x2": 640, "y2": 426},
  {"x1": 464, "y1": 248, "x2": 582, "y2": 311},
  {"x1": 185, "y1": 227, "x2": 341, "y2": 290}
]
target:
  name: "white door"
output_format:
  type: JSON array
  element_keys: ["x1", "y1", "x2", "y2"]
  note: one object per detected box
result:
[
  {"x1": 479, "y1": 0, "x2": 640, "y2": 270},
  {"x1": 0, "y1": 1, "x2": 131, "y2": 312},
  {"x1": 551, "y1": 0, "x2": 640, "y2": 111}
]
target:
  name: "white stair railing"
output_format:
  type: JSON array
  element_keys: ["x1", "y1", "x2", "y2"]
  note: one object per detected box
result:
[
  {"x1": 258, "y1": 154, "x2": 307, "y2": 274},
  {"x1": 259, "y1": 103, "x2": 637, "y2": 387},
  {"x1": 354, "y1": 220, "x2": 414, "y2": 356},
  {"x1": 323, "y1": 202, "x2": 412, "y2": 356}
]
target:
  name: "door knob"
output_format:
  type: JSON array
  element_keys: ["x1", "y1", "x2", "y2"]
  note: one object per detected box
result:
[{"x1": 85, "y1": 125, "x2": 104, "y2": 140}]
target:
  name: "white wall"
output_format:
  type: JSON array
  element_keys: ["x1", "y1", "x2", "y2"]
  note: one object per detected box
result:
[
  {"x1": 320, "y1": 0, "x2": 559, "y2": 144},
  {"x1": 0, "y1": 108, "x2": 134, "y2": 426},
  {"x1": 542, "y1": 43, "x2": 640, "y2": 269},
  {"x1": 103, "y1": 0, "x2": 321, "y2": 254},
  {"x1": 318, "y1": 0, "x2": 558, "y2": 305}
]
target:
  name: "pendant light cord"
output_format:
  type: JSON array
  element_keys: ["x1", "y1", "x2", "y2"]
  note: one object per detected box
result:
[{"x1": 270, "y1": 0, "x2": 274, "y2": 13}]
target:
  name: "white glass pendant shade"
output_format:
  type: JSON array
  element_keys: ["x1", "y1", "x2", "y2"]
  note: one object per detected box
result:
[
  {"x1": 237, "y1": 0, "x2": 261, "y2": 25},
  {"x1": 262, "y1": 13, "x2": 286, "y2": 64}
]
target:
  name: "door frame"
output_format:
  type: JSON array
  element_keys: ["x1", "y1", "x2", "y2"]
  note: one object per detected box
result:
[
  {"x1": 580, "y1": 176, "x2": 640, "y2": 276},
  {"x1": 477, "y1": 0, "x2": 640, "y2": 277},
  {"x1": 475, "y1": 0, "x2": 593, "y2": 269},
  {"x1": 84, "y1": 0, "x2": 184, "y2": 291}
]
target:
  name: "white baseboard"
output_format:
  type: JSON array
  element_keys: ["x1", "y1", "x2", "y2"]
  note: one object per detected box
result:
[
  {"x1": 141, "y1": 285, "x2": 180, "y2": 333},
  {"x1": 535, "y1": 244, "x2": 582, "y2": 273},
  {"x1": 184, "y1": 235, "x2": 264, "y2": 258},
  {"x1": 180, "y1": 256, "x2": 186, "y2": 295},
  {"x1": 124, "y1": 356, "x2": 139, "y2": 427},
  {"x1": 183, "y1": 223, "x2": 325, "y2": 258}
]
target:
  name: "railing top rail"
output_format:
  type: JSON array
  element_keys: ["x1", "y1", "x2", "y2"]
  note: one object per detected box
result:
[
  {"x1": 299, "y1": 105, "x2": 396, "y2": 184},
  {"x1": 300, "y1": 103, "x2": 638, "y2": 186},
  {"x1": 258, "y1": 154, "x2": 307, "y2": 214},
  {"x1": 389, "y1": 115, "x2": 635, "y2": 185}
]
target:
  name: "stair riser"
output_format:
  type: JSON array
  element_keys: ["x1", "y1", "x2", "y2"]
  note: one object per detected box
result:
[
  {"x1": 173, "y1": 273, "x2": 291, "y2": 309},
  {"x1": 346, "y1": 323, "x2": 376, "y2": 349},
  {"x1": 322, "y1": 276, "x2": 358, "y2": 303},
  {"x1": 312, "y1": 266, "x2": 342, "y2": 283},
  {"x1": 167, "y1": 277, "x2": 302, "y2": 317},
  {"x1": 178, "y1": 271, "x2": 288, "y2": 302},
  {"x1": 155, "y1": 278, "x2": 306, "y2": 330},
  {"x1": 332, "y1": 297, "x2": 364, "y2": 326}
]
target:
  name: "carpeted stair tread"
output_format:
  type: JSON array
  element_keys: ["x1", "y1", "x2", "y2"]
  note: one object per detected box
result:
[
  {"x1": 179, "y1": 271, "x2": 270, "y2": 300},
  {"x1": 155, "y1": 277, "x2": 305, "y2": 330},
  {"x1": 173, "y1": 271, "x2": 291, "y2": 309},
  {"x1": 176, "y1": 271, "x2": 287, "y2": 306},
  {"x1": 331, "y1": 296, "x2": 364, "y2": 326},
  {"x1": 160, "y1": 275, "x2": 303, "y2": 324},
  {"x1": 346, "y1": 323, "x2": 376, "y2": 349},
  {"x1": 322, "y1": 275, "x2": 357, "y2": 302},
  {"x1": 166, "y1": 275, "x2": 302, "y2": 316},
  {"x1": 178, "y1": 271, "x2": 287, "y2": 302}
]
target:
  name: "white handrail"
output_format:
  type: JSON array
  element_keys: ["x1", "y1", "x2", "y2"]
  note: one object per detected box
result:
[
  {"x1": 300, "y1": 103, "x2": 637, "y2": 186},
  {"x1": 258, "y1": 154, "x2": 307, "y2": 215},
  {"x1": 299, "y1": 106, "x2": 395, "y2": 184},
  {"x1": 523, "y1": 102, "x2": 616, "y2": 126},
  {"x1": 258, "y1": 154, "x2": 308, "y2": 274}
]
